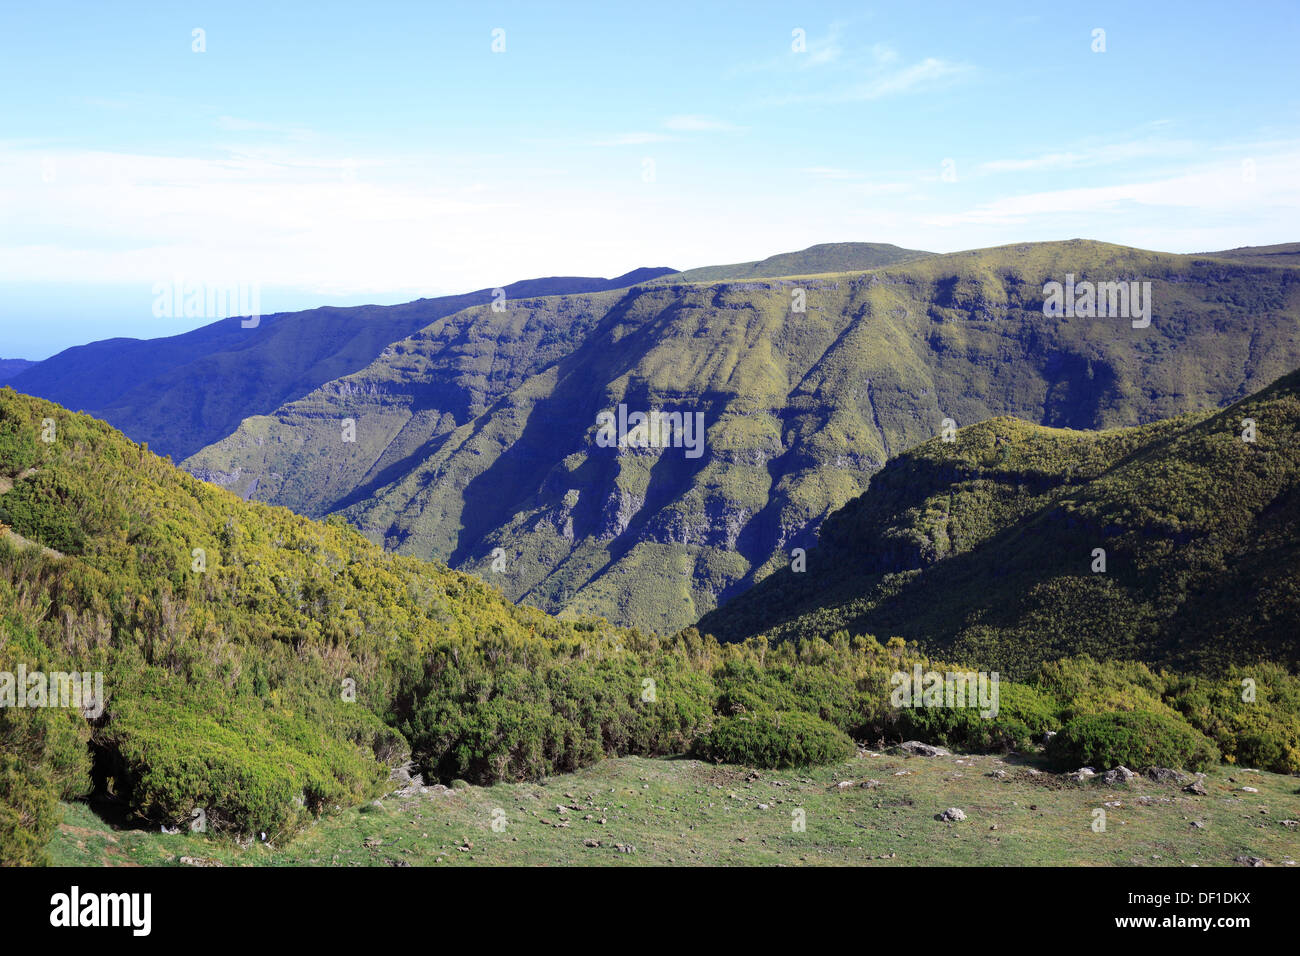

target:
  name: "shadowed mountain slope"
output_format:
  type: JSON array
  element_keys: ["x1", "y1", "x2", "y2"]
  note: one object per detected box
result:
[
  {"x1": 185, "y1": 240, "x2": 1300, "y2": 634},
  {"x1": 699, "y1": 368, "x2": 1300, "y2": 675},
  {"x1": 7, "y1": 268, "x2": 677, "y2": 460}
]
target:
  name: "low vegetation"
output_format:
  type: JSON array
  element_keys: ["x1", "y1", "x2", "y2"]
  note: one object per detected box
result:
[{"x1": 2, "y1": 387, "x2": 1297, "y2": 867}]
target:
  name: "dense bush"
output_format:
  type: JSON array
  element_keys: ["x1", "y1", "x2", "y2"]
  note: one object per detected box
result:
[
  {"x1": 693, "y1": 711, "x2": 855, "y2": 768},
  {"x1": 1046, "y1": 711, "x2": 1220, "y2": 772},
  {"x1": 0, "y1": 753, "x2": 59, "y2": 866},
  {"x1": 0, "y1": 630, "x2": 93, "y2": 865},
  {"x1": 1165, "y1": 664, "x2": 1300, "y2": 773},
  {"x1": 2, "y1": 389, "x2": 1296, "y2": 854},
  {"x1": 0, "y1": 471, "x2": 87, "y2": 554},
  {"x1": 891, "y1": 705, "x2": 1035, "y2": 753}
]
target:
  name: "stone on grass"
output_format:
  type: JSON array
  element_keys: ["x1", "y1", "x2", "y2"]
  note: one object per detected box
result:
[{"x1": 898, "y1": 740, "x2": 951, "y2": 757}]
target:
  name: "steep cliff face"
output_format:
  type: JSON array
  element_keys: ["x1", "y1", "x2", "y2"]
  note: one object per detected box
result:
[{"x1": 185, "y1": 241, "x2": 1300, "y2": 634}]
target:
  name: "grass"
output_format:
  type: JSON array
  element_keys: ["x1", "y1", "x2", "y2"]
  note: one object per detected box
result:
[{"x1": 48, "y1": 751, "x2": 1300, "y2": 867}]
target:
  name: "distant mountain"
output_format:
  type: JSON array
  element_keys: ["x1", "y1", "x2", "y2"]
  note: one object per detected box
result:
[
  {"x1": 699, "y1": 368, "x2": 1300, "y2": 675},
  {"x1": 0, "y1": 359, "x2": 34, "y2": 382},
  {"x1": 6, "y1": 268, "x2": 677, "y2": 461},
  {"x1": 1200, "y1": 242, "x2": 1300, "y2": 268},
  {"x1": 184, "y1": 239, "x2": 1300, "y2": 635},
  {"x1": 663, "y1": 242, "x2": 933, "y2": 283}
]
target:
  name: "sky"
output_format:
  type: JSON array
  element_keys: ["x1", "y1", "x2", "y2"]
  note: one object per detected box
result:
[{"x1": 1, "y1": 0, "x2": 1298, "y2": 359}]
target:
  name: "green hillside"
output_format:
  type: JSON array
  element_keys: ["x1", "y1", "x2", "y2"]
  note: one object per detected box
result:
[
  {"x1": 186, "y1": 240, "x2": 1300, "y2": 636},
  {"x1": 5, "y1": 389, "x2": 1298, "y2": 867},
  {"x1": 1201, "y1": 242, "x2": 1300, "y2": 268},
  {"x1": 699, "y1": 368, "x2": 1300, "y2": 675},
  {"x1": 663, "y1": 241, "x2": 934, "y2": 283}
]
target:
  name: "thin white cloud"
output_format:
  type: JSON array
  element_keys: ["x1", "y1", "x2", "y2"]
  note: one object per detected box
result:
[
  {"x1": 800, "y1": 167, "x2": 913, "y2": 196},
  {"x1": 730, "y1": 23, "x2": 846, "y2": 74},
  {"x1": 591, "y1": 131, "x2": 677, "y2": 147},
  {"x1": 850, "y1": 57, "x2": 969, "y2": 100},
  {"x1": 662, "y1": 115, "x2": 741, "y2": 132},
  {"x1": 922, "y1": 153, "x2": 1300, "y2": 227},
  {"x1": 760, "y1": 51, "x2": 971, "y2": 106},
  {"x1": 979, "y1": 139, "x2": 1201, "y2": 174},
  {"x1": 593, "y1": 115, "x2": 743, "y2": 146}
]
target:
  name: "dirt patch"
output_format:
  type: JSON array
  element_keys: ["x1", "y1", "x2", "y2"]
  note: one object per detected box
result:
[{"x1": 58, "y1": 823, "x2": 117, "y2": 843}]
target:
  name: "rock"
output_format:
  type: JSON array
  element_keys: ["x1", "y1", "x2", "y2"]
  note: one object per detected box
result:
[
  {"x1": 583, "y1": 839, "x2": 601, "y2": 848},
  {"x1": 178, "y1": 856, "x2": 222, "y2": 867},
  {"x1": 1241, "y1": 786, "x2": 1259, "y2": 793},
  {"x1": 936, "y1": 807, "x2": 967, "y2": 822},
  {"x1": 1145, "y1": 766, "x2": 1190, "y2": 784},
  {"x1": 859, "y1": 779, "x2": 881, "y2": 789},
  {"x1": 1183, "y1": 780, "x2": 1208, "y2": 795},
  {"x1": 1190, "y1": 821, "x2": 1205, "y2": 829},
  {"x1": 1069, "y1": 767, "x2": 1096, "y2": 783},
  {"x1": 1234, "y1": 856, "x2": 1265, "y2": 867},
  {"x1": 987, "y1": 769, "x2": 1008, "y2": 778},
  {"x1": 898, "y1": 741, "x2": 951, "y2": 757},
  {"x1": 1041, "y1": 731, "x2": 1057, "y2": 745},
  {"x1": 836, "y1": 780, "x2": 855, "y2": 789},
  {"x1": 1103, "y1": 766, "x2": 1137, "y2": 785}
]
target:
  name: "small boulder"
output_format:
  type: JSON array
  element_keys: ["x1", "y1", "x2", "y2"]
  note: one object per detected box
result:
[
  {"x1": 1145, "y1": 766, "x2": 1190, "y2": 784},
  {"x1": 936, "y1": 807, "x2": 967, "y2": 822},
  {"x1": 1103, "y1": 766, "x2": 1137, "y2": 785},
  {"x1": 1183, "y1": 779, "x2": 1208, "y2": 795},
  {"x1": 898, "y1": 741, "x2": 951, "y2": 757}
]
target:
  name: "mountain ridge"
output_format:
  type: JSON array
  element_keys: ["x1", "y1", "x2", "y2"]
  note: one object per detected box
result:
[
  {"x1": 7, "y1": 268, "x2": 679, "y2": 461},
  {"x1": 183, "y1": 239, "x2": 1300, "y2": 634}
]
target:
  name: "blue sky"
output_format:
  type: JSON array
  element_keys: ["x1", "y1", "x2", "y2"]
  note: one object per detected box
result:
[{"x1": 2, "y1": 0, "x2": 1298, "y2": 358}]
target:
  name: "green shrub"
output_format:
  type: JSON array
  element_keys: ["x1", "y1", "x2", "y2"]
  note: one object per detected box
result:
[
  {"x1": 693, "y1": 711, "x2": 855, "y2": 768},
  {"x1": 891, "y1": 705, "x2": 1036, "y2": 752},
  {"x1": 0, "y1": 753, "x2": 58, "y2": 866},
  {"x1": 1046, "y1": 711, "x2": 1220, "y2": 772},
  {"x1": 1165, "y1": 664, "x2": 1300, "y2": 773}
]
